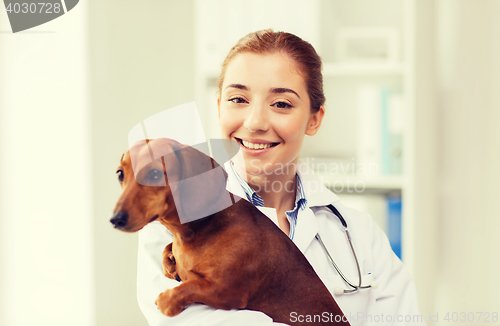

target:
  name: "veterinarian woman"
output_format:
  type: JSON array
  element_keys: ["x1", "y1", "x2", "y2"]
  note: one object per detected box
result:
[{"x1": 137, "y1": 30, "x2": 426, "y2": 326}]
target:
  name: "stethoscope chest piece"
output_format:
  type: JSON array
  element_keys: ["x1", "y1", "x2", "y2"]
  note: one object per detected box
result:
[{"x1": 333, "y1": 281, "x2": 378, "y2": 296}]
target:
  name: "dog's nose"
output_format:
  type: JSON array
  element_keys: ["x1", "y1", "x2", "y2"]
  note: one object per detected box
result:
[{"x1": 110, "y1": 211, "x2": 129, "y2": 230}]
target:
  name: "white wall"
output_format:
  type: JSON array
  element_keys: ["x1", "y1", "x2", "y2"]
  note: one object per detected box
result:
[
  {"x1": 410, "y1": 1, "x2": 500, "y2": 319},
  {"x1": 1, "y1": 1, "x2": 196, "y2": 325},
  {"x1": 413, "y1": 0, "x2": 439, "y2": 317},
  {"x1": 0, "y1": 3, "x2": 94, "y2": 326},
  {"x1": 87, "y1": 1, "x2": 195, "y2": 325},
  {"x1": 434, "y1": 0, "x2": 500, "y2": 320}
]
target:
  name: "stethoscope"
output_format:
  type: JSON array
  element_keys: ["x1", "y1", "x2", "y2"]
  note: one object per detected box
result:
[{"x1": 316, "y1": 204, "x2": 379, "y2": 295}]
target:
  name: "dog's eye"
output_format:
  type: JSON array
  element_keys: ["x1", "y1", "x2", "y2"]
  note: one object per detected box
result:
[
  {"x1": 147, "y1": 169, "x2": 163, "y2": 182},
  {"x1": 117, "y1": 170, "x2": 124, "y2": 184}
]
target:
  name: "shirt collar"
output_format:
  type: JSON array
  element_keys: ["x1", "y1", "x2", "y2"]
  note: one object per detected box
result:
[
  {"x1": 229, "y1": 160, "x2": 307, "y2": 212},
  {"x1": 227, "y1": 160, "x2": 341, "y2": 207},
  {"x1": 229, "y1": 161, "x2": 308, "y2": 241},
  {"x1": 229, "y1": 160, "x2": 265, "y2": 206}
]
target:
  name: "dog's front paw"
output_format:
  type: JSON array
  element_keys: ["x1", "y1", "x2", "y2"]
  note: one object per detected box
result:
[
  {"x1": 155, "y1": 289, "x2": 185, "y2": 317},
  {"x1": 162, "y1": 243, "x2": 179, "y2": 280},
  {"x1": 162, "y1": 255, "x2": 180, "y2": 281}
]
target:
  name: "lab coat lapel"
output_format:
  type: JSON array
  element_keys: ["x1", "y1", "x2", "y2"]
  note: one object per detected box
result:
[
  {"x1": 293, "y1": 162, "x2": 341, "y2": 253},
  {"x1": 293, "y1": 207, "x2": 319, "y2": 253},
  {"x1": 297, "y1": 162, "x2": 341, "y2": 208}
]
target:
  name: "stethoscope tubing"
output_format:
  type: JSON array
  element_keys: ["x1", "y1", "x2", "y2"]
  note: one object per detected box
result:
[{"x1": 317, "y1": 204, "x2": 376, "y2": 294}]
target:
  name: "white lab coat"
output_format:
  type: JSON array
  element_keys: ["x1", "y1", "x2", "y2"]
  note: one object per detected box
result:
[{"x1": 137, "y1": 162, "x2": 426, "y2": 326}]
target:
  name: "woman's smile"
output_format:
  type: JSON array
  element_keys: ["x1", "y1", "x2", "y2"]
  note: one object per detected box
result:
[{"x1": 235, "y1": 137, "x2": 280, "y2": 152}]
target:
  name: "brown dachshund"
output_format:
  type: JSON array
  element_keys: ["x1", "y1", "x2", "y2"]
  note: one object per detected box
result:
[{"x1": 111, "y1": 138, "x2": 350, "y2": 325}]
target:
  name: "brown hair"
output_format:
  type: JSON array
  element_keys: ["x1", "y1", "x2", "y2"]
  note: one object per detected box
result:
[{"x1": 216, "y1": 29, "x2": 325, "y2": 114}]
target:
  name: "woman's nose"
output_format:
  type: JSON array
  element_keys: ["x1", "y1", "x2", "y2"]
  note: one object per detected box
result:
[{"x1": 243, "y1": 102, "x2": 269, "y2": 133}]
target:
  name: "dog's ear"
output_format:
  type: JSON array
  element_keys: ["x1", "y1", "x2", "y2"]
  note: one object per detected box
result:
[
  {"x1": 128, "y1": 138, "x2": 187, "y2": 187},
  {"x1": 128, "y1": 139, "x2": 171, "y2": 187},
  {"x1": 162, "y1": 144, "x2": 235, "y2": 224}
]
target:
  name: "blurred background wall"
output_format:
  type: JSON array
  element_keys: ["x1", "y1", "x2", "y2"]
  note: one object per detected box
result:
[
  {"x1": 0, "y1": 2, "x2": 94, "y2": 326},
  {"x1": 0, "y1": 1, "x2": 499, "y2": 325},
  {"x1": 88, "y1": 1, "x2": 194, "y2": 325},
  {"x1": 433, "y1": 0, "x2": 500, "y2": 316}
]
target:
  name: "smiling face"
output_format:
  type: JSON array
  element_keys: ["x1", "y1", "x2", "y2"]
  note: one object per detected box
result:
[{"x1": 218, "y1": 52, "x2": 324, "y2": 178}]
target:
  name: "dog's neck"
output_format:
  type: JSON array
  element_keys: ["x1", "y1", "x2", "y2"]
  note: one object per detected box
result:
[
  {"x1": 158, "y1": 189, "x2": 233, "y2": 243},
  {"x1": 158, "y1": 215, "x2": 196, "y2": 243}
]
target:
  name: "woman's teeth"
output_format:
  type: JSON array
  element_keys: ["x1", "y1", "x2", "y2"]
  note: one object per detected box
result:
[{"x1": 242, "y1": 140, "x2": 274, "y2": 150}]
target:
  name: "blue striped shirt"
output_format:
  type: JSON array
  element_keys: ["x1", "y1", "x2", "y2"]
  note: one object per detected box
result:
[{"x1": 229, "y1": 161, "x2": 307, "y2": 240}]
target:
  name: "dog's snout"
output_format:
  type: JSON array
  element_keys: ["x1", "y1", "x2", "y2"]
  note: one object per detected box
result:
[{"x1": 110, "y1": 211, "x2": 129, "y2": 230}]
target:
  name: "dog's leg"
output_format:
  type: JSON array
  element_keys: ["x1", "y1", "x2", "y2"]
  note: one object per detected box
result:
[
  {"x1": 155, "y1": 279, "x2": 248, "y2": 317},
  {"x1": 162, "y1": 243, "x2": 180, "y2": 281}
]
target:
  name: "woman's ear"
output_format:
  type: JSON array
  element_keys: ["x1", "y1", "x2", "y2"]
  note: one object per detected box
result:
[
  {"x1": 217, "y1": 96, "x2": 221, "y2": 119},
  {"x1": 217, "y1": 96, "x2": 222, "y2": 128},
  {"x1": 305, "y1": 106, "x2": 325, "y2": 136}
]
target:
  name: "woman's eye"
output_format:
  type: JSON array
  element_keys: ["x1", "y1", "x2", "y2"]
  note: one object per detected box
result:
[
  {"x1": 147, "y1": 169, "x2": 163, "y2": 181},
  {"x1": 228, "y1": 97, "x2": 247, "y2": 104},
  {"x1": 273, "y1": 101, "x2": 292, "y2": 110},
  {"x1": 116, "y1": 170, "x2": 124, "y2": 184}
]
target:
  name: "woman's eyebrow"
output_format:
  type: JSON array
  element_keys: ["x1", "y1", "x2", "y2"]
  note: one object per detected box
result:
[
  {"x1": 224, "y1": 84, "x2": 300, "y2": 99},
  {"x1": 225, "y1": 84, "x2": 248, "y2": 91},
  {"x1": 270, "y1": 87, "x2": 300, "y2": 99}
]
